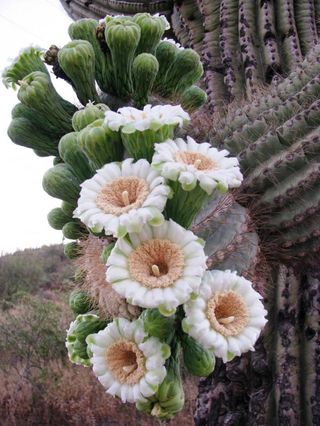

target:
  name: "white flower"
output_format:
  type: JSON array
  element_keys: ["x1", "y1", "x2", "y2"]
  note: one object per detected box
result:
[
  {"x1": 153, "y1": 13, "x2": 170, "y2": 30},
  {"x1": 152, "y1": 136, "x2": 243, "y2": 194},
  {"x1": 86, "y1": 318, "x2": 170, "y2": 403},
  {"x1": 104, "y1": 104, "x2": 190, "y2": 132},
  {"x1": 74, "y1": 158, "x2": 170, "y2": 238},
  {"x1": 162, "y1": 37, "x2": 185, "y2": 50},
  {"x1": 183, "y1": 270, "x2": 267, "y2": 362},
  {"x1": 106, "y1": 219, "x2": 207, "y2": 314}
]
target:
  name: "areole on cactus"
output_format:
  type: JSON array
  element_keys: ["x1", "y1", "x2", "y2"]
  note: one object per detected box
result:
[{"x1": 3, "y1": 5, "x2": 319, "y2": 425}]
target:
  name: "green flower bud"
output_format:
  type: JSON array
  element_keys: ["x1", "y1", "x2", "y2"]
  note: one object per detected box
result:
[
  {"x1": 69, "y1": 290, "x2": 92, "y2": 315},
  {"x1": 11, "y1": 102, "x2": 64, "y2": 139},
  {"x1": 17, "y1": 71, "x2": 75, "y2": 133},
  {"x1": 42, "y1": 163, "x2": 81, "y2": 203},
  {"x1": 140, "y1": 308, "x2": 175, "y2": 342},
  {"x1": 181, "y1": 333, "x2": 215, "y2": 377},
  {"x1": 72, "y1": 103, "x2": 109, "y2": 132},
  {"x1": 66, "y1": 313, "x2": 108, "y2": 366},
  {"x1": 61, "y1": 201, "x2": 77, "y2": 217},
  {"x1": 68, "y1": 19, "x2": 114, "y2": 93},
  {"x1": 132, "y1": 53, "x2": 159, "y2": 108},
  {"x1": 163, "y1": 49, "x2": 204, "y2": 96},
  {"x1": 64, "y1": 241, "x2": 82, "y2": 259},
  {"x1": 77, "y1": 119, "x2": 123, "y2": 169},
  {"x1": 2, "y1": 46, "x2": 48, "y2": 89},
  {"x1": 154, "y1": 40, "x2": 178, "y2": 93},
  {"x1": 58, "y1": 40, "x2": 100, "y2": 105},
  {"x1": 62, "y1": 221, "x2": 87, "y2": 240},
  {"x1": 181, "y1": 86, "x2": 207, "y2": 112},
  {"x1": 58, "y1": 132, "x2": 94, "y2": 182},
  {"x1": 47, "y1": 207, "x2": 71, "y2": 230},
  {"x1": 133, "y1": 13, "x2": 167, "y2": 55},
  {"x1": 105, "y1": 18, "x2": 141, "y2": 98},
  {"x1": 7, "y1": 117, "x2": 59, "y2": 156}
]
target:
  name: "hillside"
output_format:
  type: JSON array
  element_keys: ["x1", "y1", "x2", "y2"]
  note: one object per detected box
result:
[{"x1": 0, "y1": 246, "x2": 196, "y2": 425}]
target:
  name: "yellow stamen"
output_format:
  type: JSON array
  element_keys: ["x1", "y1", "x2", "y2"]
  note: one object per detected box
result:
[
  {"x1": 194, "y1": 159, "x2": 202, "y2": 168},
  {"x1": 218, "y1": 316, "x2": 235, "y2": 325},
  {"x1": 151, "y1": 264, "x2": 160, "y2": 277},
  {"x1": 121, "y1": 190, "x2": 130, "y2": 206},
  {"x1": 122, "y1": 364, "x2": 136, "y2": 374}
]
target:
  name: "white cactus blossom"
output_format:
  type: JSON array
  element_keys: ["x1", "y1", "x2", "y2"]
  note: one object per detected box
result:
[
  {"x1": 153, "y1": 13, "x2": 170, "y2": 30},
  {"x1": 183, "y1": 270, "x2": 268, "y2": 362},
  {"x1": 73, "y1": 158, "x2": 171, "y2": 238},
  {"x1": 106, "y1": 219, "x2": 207, "y2": 315},
  {"x1": 152, "y1": 136, "x2": 243, "y2": 193},
  {"x1": 86, "y1": 318, "x2": 170, "y2": 403},
  {"x1": 104, "y1": 104, "x2": 190, "y2": 132},
  {"x1": 162, "y1": 37, "x2": 185, "y2": 50}
]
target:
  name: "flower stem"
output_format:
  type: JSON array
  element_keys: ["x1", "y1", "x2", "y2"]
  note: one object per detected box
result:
[
  {"x1": 165, "y1": 181, "x2": 209, "y2": 228},
  {"x1": 121, "y1": 124, "x2": 175, "y2": 162}
]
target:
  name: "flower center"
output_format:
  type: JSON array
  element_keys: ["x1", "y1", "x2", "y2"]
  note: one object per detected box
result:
[
  {"x1": 105, "y1": 340, "x2": 145, "y2": 385},
  {"x1": 96, "y1": 177, "x2": 149, "y2": 216},
  {"x1": 175, "y1": 151, "x2": 216, "y2": 171},
  {"x1": 128, "y1": 239, "x2": 185, "y2": 288},
  {"x1": 206, "y1": 291, "x2": 249, "y2": 337}
]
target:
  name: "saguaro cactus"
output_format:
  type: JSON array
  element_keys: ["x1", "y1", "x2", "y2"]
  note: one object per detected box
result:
[
  {"x1": 172, "y1": 0, "x2": 320, "y2": 112},
  {"x1": 3, "y1": 6, "x2": 319, "y2": 426}
]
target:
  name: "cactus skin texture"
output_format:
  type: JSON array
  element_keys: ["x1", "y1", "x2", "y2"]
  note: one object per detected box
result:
[
  {"x1": 172, "y1": 0, "x2": 320, "y2": 113},
  {"x1": 59, "y1": 0, "x2": 173, "y2": 22},
  {"x1": 211, "y1": 44, "x2": 320, "y2": 265}
]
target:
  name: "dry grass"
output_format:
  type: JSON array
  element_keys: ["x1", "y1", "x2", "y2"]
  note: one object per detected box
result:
[{"x1": 0, "y1": 362, "x2": 197, "y2": 426}]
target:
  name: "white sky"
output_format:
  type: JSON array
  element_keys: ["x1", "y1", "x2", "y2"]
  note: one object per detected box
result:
[{"x1": 0, "y1": 0, "x2": 80, "y2": 253}]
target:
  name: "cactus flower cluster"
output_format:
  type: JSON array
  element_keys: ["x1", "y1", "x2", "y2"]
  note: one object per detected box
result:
[{"x1": 3, "y1": 12, "x2": 268, "y2": 421}]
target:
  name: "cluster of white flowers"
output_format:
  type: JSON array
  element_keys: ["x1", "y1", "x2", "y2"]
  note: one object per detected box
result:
[
  {"x1": 104, "y1": 104, "x2": 190, "y2": 133},
  {"x1": 69, "y1": 102, "x2": 267, "y2": 409}
]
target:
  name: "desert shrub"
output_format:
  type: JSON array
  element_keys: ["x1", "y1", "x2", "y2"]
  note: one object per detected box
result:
[{"x1": 0, "y1": 245, "x2": 75, "y2": 303}]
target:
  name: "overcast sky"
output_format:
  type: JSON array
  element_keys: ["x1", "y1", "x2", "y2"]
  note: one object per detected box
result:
[{"x1": 0, "y1": 0, "x2": 79, "y2": 253}]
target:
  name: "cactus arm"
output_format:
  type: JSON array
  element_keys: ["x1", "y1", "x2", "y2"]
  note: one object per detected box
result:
[
  {"x1": 300, "y1": 272, "x2": 320, "y2": 424},
  {"x1": 274, "y1": 0, "x2": 302, "y2": 72},
  {"x1": 265, "y1": 266, "x2": 301, "y2": 424},
  {"x1": 238, "y1": 0, "x2": 262, "y2": 99},
  {"x1": 315, "y1": 0, "x2": 320, "y2": 33},
  {"x1": 219, "y1": 0, "x2": 245, "y2": 100},
  {"x1": 200, "y1": 0, "x2": 229, "y2": 113},
  {"x1": 257, "y1": 0, "x2": 281, "y2": 82},
  {"x1": 265, "y1": 183, "x2": 320, "y2": 232},
  {"x1": 294, "y1": 0, "x2": 318, "y2": 56},
  {"x1": 175, "y1": 0, "x2": 204, "y2": 51},
  {"x1": 257, "y1": 162, "x2": 320, "y2": 211},
  {"x1": 171, "y1": 2, "x2": 193, "y2": 48}
]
